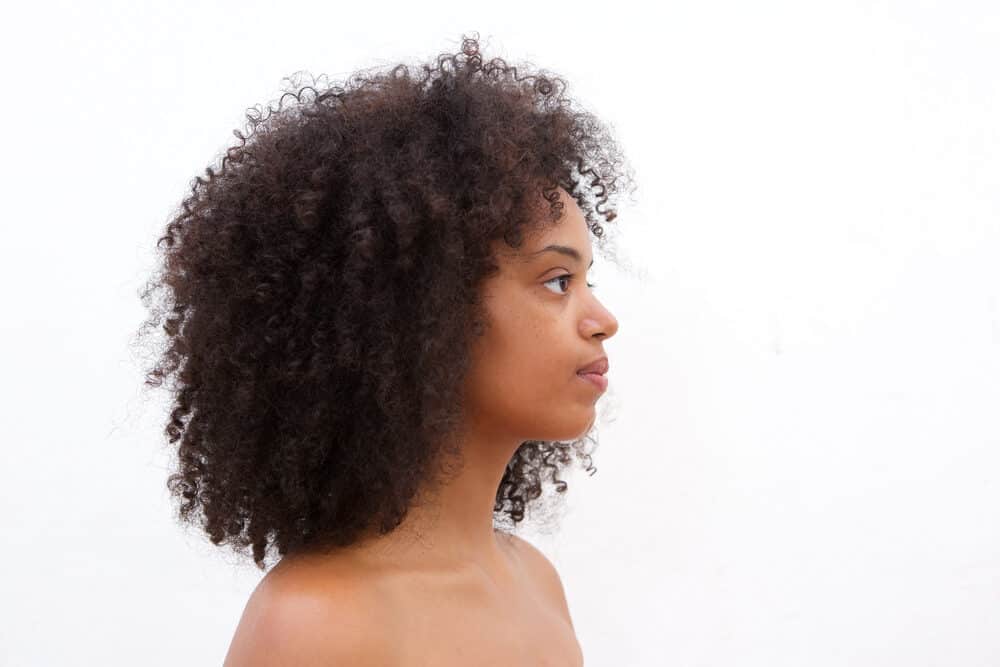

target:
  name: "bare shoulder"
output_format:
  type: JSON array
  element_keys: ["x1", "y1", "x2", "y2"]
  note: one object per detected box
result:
[
  {"x1": 223, "y1": 556, "x2": 394, "y2": 666},
  {"x1": 502, "y1": 533, "x2": 576, "y2": 630}
]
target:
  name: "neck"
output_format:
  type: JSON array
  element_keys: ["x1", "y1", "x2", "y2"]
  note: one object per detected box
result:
[{"x1": 348, "y1": 421, "x2": 524, "y2": 584}]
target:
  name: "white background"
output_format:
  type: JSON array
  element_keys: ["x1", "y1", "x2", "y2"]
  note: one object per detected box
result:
[{"x1": 1, "y1": 1, "x2": 998, "y2": 665}]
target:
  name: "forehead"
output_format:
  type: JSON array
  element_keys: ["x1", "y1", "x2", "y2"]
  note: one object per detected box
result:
[{"x1": 507, "y1": 189, "x2": 593, "y2": 263}]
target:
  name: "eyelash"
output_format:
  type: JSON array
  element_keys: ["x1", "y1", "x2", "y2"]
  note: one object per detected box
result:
[{"x1": 543, "y1": 273, "x2": 597, "y2": 295}]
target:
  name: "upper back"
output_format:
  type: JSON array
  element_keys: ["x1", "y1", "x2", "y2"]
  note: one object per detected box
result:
[{"x1": 223, "y1": 555, "x2": 398, "y2": 666}]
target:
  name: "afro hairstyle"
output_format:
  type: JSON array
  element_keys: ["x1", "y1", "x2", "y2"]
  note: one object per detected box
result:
[{"x1": 136, "y1": 32, "x2": 635, "y2": 570}]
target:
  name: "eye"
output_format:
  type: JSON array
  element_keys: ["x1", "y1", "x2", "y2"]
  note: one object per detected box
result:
[{"x1": 542, "y1": 273, "x2": 597, "y2": 295}]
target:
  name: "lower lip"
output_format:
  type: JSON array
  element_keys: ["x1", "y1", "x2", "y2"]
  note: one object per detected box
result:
[{"x1": 577, "y1": 372, "x2": 608, "y2": 392}]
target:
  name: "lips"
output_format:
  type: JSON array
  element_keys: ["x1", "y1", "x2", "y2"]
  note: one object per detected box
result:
[
  {"x1": 577, "y1": 356, "x2": 609, "y2": 376},
  {"x1": 577, "y1": 366, "x2": 609, "y2": 393}
]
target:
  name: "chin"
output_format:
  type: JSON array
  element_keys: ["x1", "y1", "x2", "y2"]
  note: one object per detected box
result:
[{"x1": 535, "y1": 411, "x2": 596, "y2": 442}]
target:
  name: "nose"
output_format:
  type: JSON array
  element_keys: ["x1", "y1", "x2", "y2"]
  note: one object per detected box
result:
[{"x1": 580, "y1": 298, "x2": 619, "y2": 340}]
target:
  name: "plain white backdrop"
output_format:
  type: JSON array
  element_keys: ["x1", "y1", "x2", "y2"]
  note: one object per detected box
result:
[{"x1": 1, "y1": 1, "x2": 998, "y2": 665}]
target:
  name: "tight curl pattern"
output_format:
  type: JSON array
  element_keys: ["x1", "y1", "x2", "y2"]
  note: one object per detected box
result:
[{"x1": 136, "y1": 32, "x2": 635, "y2": 570}]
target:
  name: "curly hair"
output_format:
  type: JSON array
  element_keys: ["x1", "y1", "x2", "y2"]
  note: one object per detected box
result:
[{"x1": 136, "y1": 32, "x2": 635, "y2": 570}]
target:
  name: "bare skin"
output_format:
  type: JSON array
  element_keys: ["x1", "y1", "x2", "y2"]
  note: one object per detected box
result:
[
  {"x1": 229, "y1": 530, "x2": 583, "y2": 665},
  {"x1": 224, "y1": 187, "x2": 618, "y2": 665}
]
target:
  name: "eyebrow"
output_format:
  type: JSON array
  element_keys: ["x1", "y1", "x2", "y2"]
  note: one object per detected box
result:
[{"x1": 527, "y1": 244, "x2": 594, "y2": 268}]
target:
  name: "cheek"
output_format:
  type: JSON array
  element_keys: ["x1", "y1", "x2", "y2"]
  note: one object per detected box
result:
[
  {"x1": 470, "y1": 341, "x2": 559, "y2": 406},
  {"x1": 465, "y1": 350, "x2": 598, "y2": 442},
  {"x1": 492, "y1": 346, "x2": 583, "y2": 414},
  {"x1": 467, "y1": 309, "x2": 583, "y2": 399},
  {"x1": 500, "y1": 328, "x2": 567, "y2": 388}
]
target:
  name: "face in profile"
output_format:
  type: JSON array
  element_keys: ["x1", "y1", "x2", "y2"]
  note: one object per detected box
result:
[{"x1": 462, "y1": 188, "x2": 619, "y2": 445}]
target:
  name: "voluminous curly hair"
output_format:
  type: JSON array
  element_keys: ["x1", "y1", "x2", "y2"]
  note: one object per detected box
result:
[{"x1": 136, "y1": 32, "x2": 635, "y2": 570}]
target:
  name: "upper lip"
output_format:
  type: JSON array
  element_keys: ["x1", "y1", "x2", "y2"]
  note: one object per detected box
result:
[{"x1": 577, "y1": 356, "x2": 609, "y2": 375}]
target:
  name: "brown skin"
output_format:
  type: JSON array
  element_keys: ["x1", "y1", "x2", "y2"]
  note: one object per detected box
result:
[
  {"x1": 343, "y1": 186, "x2": 617, "y2": 577},
  {"x1": 143, "y1": 34, "x2": 635, "y2": 573},
  {"x1": 224, "y1": 187, "x2": 617, "y2": 664},
  {"x1": 227, "y1": 532, "x2": 584, "y2": 665}
]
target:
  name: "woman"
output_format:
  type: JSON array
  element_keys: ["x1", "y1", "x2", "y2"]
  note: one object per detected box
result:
[{"x1": 139, "y1": 31, "x2": 632, "y2": 665}]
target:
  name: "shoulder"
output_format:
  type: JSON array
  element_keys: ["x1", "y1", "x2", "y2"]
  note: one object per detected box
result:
[
  {"x1": 503, "y1": 532, "x2": 576, "y2": 630},
  {"x1": 223, "y1": 556, "x2": 395, "y2": 666}
]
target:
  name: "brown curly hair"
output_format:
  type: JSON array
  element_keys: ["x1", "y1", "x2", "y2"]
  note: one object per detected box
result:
[{"x1": 136, "y1": 32, "x2": 635, "y2": 570}]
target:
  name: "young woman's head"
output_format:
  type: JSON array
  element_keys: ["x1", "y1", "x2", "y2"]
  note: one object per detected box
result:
[
  {"x1": 467, "y1": 190, "x2": 618, "y2": 447},
  {"x1": 138, "y1": 32, "x2": 634, "y2": 570}
]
